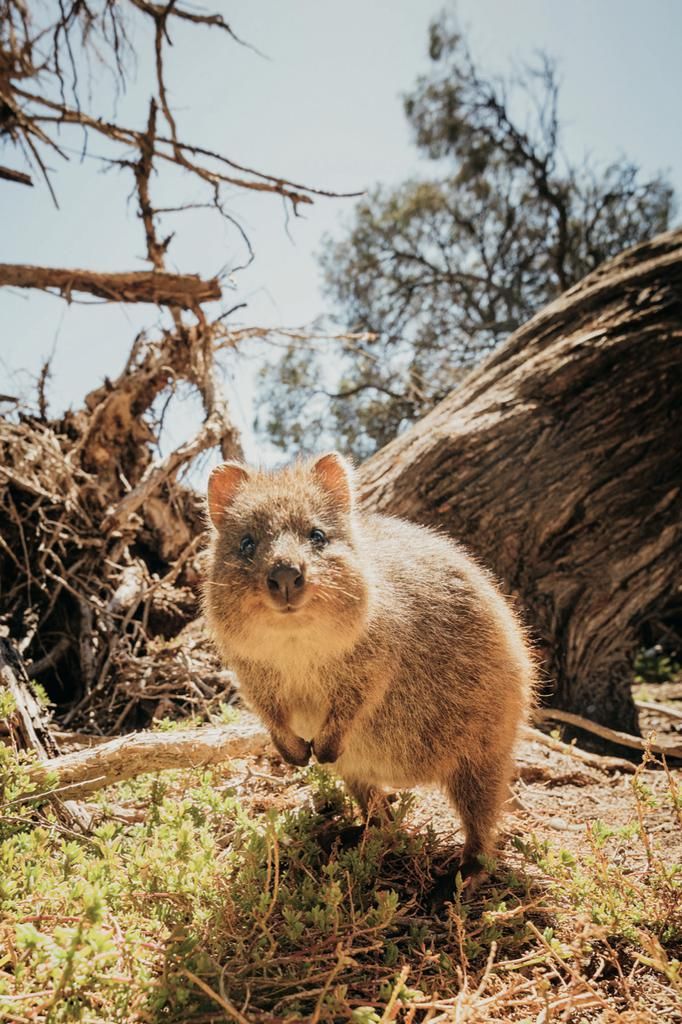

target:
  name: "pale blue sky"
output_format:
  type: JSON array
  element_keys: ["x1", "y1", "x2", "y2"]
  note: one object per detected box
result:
[{"x1": 1, "y1": 0, "x2": 680, "y2": 472}]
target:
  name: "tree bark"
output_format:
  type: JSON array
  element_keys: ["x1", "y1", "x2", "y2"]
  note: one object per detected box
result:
[
  {"x1": 358, "y1": 228, "x2": 682, "y2": 733},
  {"x1": 26, "y1": 713, "x2": 270, "y2": 801},
  {"x1": 0, "y1": 639, "x2": 59, "y2": 758},
  {"x1": 0, "y1": 264, "x2": 221, "y2": 308},
  {"x1": 0, "y1": 639, "x2": 91, "y2": 830}
]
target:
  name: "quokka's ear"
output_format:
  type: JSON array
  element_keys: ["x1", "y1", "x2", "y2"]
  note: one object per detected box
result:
[
  {"x1": 207, "y1": 462, "x2": 250, "y2": 526},
  {"x1": 312, "y1": 451, "x2": 354, "y2": 511}
]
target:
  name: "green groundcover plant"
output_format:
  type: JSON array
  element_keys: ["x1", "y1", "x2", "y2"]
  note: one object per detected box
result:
[{"x1": 0, "y1": 710, "x2": 680, "y2": 1022}]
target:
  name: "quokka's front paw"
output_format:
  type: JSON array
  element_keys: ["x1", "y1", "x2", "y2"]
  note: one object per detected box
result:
[
  {"x1": 312, "y1": 729, "x2": 343, "y2": 764},
  {"x1": 272, "y1": 731, "x2": 312, "y2": 767}
]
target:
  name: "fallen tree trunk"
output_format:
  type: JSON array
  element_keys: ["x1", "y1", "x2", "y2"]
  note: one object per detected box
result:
[{"x1": 358, "y1": 228, "x2": 682, "y2": 733}]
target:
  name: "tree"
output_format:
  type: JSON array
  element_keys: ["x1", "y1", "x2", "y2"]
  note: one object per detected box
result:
[
  {"x1": 356, "y1": 227, "x2": 682, "y2": 734},
  {"x1": 0, "y1": 1, "x2": 352, "y2": 731},
  {"x1": 259, "y1": 15, "x2": 675, "y2": 459}
]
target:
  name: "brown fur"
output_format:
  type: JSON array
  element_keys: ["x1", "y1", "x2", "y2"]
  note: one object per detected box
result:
[{"x1": 203, "y1": 453, "x2": 535, "y2": 880}]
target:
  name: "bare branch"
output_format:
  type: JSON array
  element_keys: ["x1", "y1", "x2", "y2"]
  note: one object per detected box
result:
[
  {"x1": 102, "y1": 406, "x2": 241, "y2": 531},
  {"x1": 0, "y1": 638, "x2": 90, "y2": 829},
  {"x1": 0, "y1": 263, "x2": 221, "y2": 308},
  {"x1": 524, "y1": 727, "x2": 637, "y2": 774},
  {"x1": 9, "y1": 85, "x2": 360, "y2": 209},
  {"x1": 0, "y1": 164, "x2": 33, "y2": 186},
  {"x1": 25, "y1": 636, "x2": 72, "y2": 677},
  {"x1": 538, "y1": 708, "x2": 682, "y2": 760}
]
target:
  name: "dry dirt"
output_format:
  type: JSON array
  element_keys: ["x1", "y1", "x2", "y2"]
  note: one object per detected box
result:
[{"x1": 216, "y1": 700, "x2": 682, "y2": 878}]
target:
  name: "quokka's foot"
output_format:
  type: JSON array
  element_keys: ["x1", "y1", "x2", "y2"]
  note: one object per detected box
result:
[
  {"x1": 315, "y1": 822, "x2": 367, "y2": 857},
  {"x1": 427, "y1": 853, "x2": 489, "y2": 911},
  {"x1": 314, "y1": 803, "x2": 397, "y2": 856}
]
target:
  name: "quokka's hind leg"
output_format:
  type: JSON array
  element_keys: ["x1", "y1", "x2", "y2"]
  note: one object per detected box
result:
[
  {"x1": 344, "y1": 777, "x2": 393, "y2": 822},
  {"x1": 444, "y1": 756, "x2": 511, "y2": 885},
  {"x1": 314, "y1": 777, "x2": 392, "y2": 856}
]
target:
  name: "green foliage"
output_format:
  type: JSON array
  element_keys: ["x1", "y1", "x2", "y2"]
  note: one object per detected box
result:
[
  {"x1": 259, "y1": 14, "x2": 675, "y2": 458},
  {"x1": 634, "y1": 646, "x2": 681, "y2": 684},
  {"x1": 0, "y1": 744, "x2": 681, "y2": 1021}
]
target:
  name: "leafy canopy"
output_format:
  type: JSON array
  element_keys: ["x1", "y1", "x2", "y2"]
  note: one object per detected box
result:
[{"x1": 259, "y1": 15, "x2": 674, "y2": 459}]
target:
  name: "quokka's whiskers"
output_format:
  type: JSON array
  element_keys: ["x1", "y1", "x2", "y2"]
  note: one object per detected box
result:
[
  {"x1": 315, "y1": 581, "x2": 361, "y2": 602},
  {"x1": 317, "y1": 569, "x2": 353, "y2": 586},
  {"x1": 313, "y1": 588, "x2": 354, "y2": 607}
]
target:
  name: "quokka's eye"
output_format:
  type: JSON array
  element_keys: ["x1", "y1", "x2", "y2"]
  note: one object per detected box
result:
[
  {"x1": 310, "y1": 528, "x2": 328, "y2": 546},
  {"x1": 239, "y1": 535, "x2": 256, "y2": 558}
]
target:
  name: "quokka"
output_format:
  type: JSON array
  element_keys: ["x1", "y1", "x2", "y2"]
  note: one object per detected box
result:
[{"x1": 204, "y1": 452, "x2": 535, "y2": 884}]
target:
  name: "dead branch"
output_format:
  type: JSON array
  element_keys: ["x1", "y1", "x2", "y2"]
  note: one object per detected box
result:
[
  {"x1": 0, "y1": 1, "x2": 361, "y2": 738},
  {"x1": 0, "y1": 639, "x2": 91, "y2": 829},
  {"x1": 10, "y1": 85, "x2": 360, "y2": 208},
  {"x1": 0, "y1": 165, "x2": 33, "y2": 186},
  {"x1": 0, "y1": 264, "x2": 221, "y2": 309},
  {"x1": 524, "y1": 726, "x2": 637, "y2": 774},
  {"x1": 26, "y1": 713, "x2": 271, "y2": 801},
  {"x1": 103, "y1": 408, "x2": 239, "y2": 531},
  {"x1": 537, "y1": 708, "x2": 682, "y2": 759},
  {"x1": 106, "y1": 563, "x2": 147, "y2": 618},
  {"x1": 25, "y1": 636, "x2": 72, "y2": 678},
  {"x1": 635, "y1": 699, "x2": 682, "y2": 722},
  {"x1": 19, "y1": 712, "x2": 646, "y2": 802},
  {"x1": 0, "y1": 414, "x2": 219, "y2": 731},
  {"x1": 1, "y1": 638, "x2": 58, "y2": 757}
]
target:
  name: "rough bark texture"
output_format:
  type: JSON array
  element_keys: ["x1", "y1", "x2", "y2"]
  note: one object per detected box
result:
[
  {"x1": 0, "y1": 264, "x2": 221, "y2": 308},
  {"x1": 358, "y1": 228, "x2": 682, "y2": 733}
]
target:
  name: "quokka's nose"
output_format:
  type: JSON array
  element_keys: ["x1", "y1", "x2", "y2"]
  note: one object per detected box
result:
[{"x1": 267, "y1": 564, "x2": 305, "y2": 604}]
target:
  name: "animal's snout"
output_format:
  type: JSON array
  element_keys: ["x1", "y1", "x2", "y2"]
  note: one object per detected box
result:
[{"x1": 267, "y1": 563, "x2": 305, "y2": 606}]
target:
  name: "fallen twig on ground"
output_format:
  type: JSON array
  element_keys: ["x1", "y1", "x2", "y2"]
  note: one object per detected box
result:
[
  {"x1": 20, "y1": 714, "x2": 650, "y2": 805},
  {"x1": 524, "y1": 725, "x2": 637, "y2": 773},
  {"x1": 537, "y1": 708, "x2": 682, "y2": 759},
  {"x1": 635, "y1": 698, "x2": 682, "y2": 721}
]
